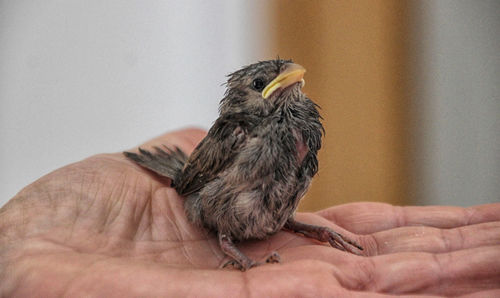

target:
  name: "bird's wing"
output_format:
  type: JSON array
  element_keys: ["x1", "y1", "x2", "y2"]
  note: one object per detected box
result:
[{"x1": 176, "y1": 113, "x2": 260, "y2": 196}]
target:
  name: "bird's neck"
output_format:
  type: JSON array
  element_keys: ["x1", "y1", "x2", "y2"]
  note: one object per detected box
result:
[{"x1": 278, "y1": 97, "x2": 324, "y2": 154}]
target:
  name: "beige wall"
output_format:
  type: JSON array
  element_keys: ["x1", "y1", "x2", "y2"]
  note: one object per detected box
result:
[{"x1": 270, "y1": 1, "x2": 411, "y2": 211}]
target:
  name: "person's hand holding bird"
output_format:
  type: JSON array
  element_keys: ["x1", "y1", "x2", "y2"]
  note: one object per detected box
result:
[{"x1": 3, "y1": 60, "x2": 498, "y2": 296}]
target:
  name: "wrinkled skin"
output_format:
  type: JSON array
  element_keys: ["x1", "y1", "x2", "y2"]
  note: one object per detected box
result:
[{"x1": 1, "y1": 129, "x2": 499, "y2": 297}]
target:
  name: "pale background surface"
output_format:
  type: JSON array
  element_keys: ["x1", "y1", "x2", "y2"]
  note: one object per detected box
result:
[
  {"x1": 1, "y1": 1, "x2": 498, "y2": 208},
  {"x1": 410, "y1": 1, "x2": 500, "y2": 206},
  {"x1": 0, "y1": 1, "x2": 271, "y2": 205}
]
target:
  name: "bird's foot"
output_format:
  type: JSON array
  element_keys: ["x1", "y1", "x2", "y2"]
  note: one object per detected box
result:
[
  {"x1": 265, "y1": 251, "x2": 281, "y2": 264},
  {"x1": 218, "y1": 233, "x2": 281, "y2": 271},
  {"x1": 218, "y1": 233, "x2": 259, "y2": 271},
  {"x1": 285, "y1": 219, "x2": 363, "y2": 255},
  {"x1": 320, "y1": 227, "x2": 363, "y2": 255},
  {"x1": 221, "y1": 258, "x2": 258, "y2": 271},
  {"x1": 221, "y1": 251, "x2": 280, "y2": 271}
]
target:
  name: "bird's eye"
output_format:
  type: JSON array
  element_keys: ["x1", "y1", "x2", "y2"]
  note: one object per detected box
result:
[{"x1": 252, "y1": 78, "x2": 266, "y2": 92}]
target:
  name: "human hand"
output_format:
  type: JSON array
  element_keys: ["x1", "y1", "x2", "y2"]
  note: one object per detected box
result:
[{"x1": 1, "y1": 128, "x2": 499, "y2": 297}]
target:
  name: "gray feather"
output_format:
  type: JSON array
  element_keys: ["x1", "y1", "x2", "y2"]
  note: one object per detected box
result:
[{"x1": 124, "y1": 146, "x2": 187, "y2": 185}]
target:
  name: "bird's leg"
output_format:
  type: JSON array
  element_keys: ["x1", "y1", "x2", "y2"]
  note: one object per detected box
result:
[
  {"x1": 284, "y1": 219, "x2": 363, "y2": 255},
  {"x1": 218, "y1": 233, "x2": 257, "y2": 271}
]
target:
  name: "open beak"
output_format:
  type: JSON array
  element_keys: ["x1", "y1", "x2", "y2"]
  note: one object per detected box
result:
[{"x1": 262, "y1": 63, "x2": 306, "y2": 99}]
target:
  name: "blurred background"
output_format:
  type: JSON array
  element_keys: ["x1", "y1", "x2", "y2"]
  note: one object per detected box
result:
[{"x1": 1, "y1": 1, "x2": 498, "y2": 209}]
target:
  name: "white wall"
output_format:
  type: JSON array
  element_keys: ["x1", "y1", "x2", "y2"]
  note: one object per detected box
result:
[
  {"x1": 411, "y1": 0, "x2": 500, "y2": 206},
  {"x1": 0, "y1": 1, "x2": 272, "y2": 206}
]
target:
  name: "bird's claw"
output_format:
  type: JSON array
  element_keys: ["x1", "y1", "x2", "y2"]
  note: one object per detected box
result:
[
  {"x1": 221, "y1": 258, "x2": 257, "y2": 271},
  {"x1": 221, "y1": 251, "x2": 281, "y2": 271},
  {"x1": 285, "y1": 220, "x2": 364, "y2": 255},
  {"x1": 265, "y1": 251, "x2": 281, "y2": 263},
  {"x1": 322, "y1": 228, "x2": 363, "y2": 255}
]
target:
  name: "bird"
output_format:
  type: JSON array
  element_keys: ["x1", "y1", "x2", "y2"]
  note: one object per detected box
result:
[{"x1": 124, "y1": 59, "x2": 363, "y2": 271}]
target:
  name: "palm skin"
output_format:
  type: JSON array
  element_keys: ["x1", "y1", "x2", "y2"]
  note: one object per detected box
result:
[{"x1": 1, "y1": 129, "x2": 499, "y2": 297}]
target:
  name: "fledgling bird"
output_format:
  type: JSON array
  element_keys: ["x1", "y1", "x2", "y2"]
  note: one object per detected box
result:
[{"x1": 124, "y1": 59, "x2": 362, "y2": 270}]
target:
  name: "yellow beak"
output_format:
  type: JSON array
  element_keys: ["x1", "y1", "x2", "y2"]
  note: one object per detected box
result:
[{"x1": 262, "y1": 63, "x2": 306, "y2": 99}]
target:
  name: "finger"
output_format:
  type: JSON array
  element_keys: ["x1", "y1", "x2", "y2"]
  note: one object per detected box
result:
[
  {"x1": 333, "y1": 245, "x2": 500, "y2": 296},
  {"x1": 127, "y1": 127, "x2": 207, "y2": 154},
  {"x1": 459, "y1": 289, "x2": 500, "y2": 298},
  {"x1": 247, "y1": 260, "x2": 437, "y2": 298},
  {"x1": 360, "y1": 221, "x2": 500, "y2": 255},
  {"x1": 318, "y1": 202, "x2": 500, "y2": 234}
]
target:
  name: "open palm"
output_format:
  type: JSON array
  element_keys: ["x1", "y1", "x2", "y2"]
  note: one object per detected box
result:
[{"x1": 1, "y1": 128, "x2": 499, "y2": 297}]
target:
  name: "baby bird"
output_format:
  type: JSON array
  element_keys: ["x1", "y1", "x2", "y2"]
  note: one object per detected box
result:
[{"x1": 124, "y1": 59, "x2": 362, "y2": 270}]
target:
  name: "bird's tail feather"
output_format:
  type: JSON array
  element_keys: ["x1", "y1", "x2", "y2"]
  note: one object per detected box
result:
[{"x1": 124, "y1": 146, "x2": 187, "y2": 185}]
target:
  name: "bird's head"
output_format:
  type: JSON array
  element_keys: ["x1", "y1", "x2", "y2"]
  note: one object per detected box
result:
[{"x1": 219, "y1": 59, "x2": 306, "y2": 116}]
